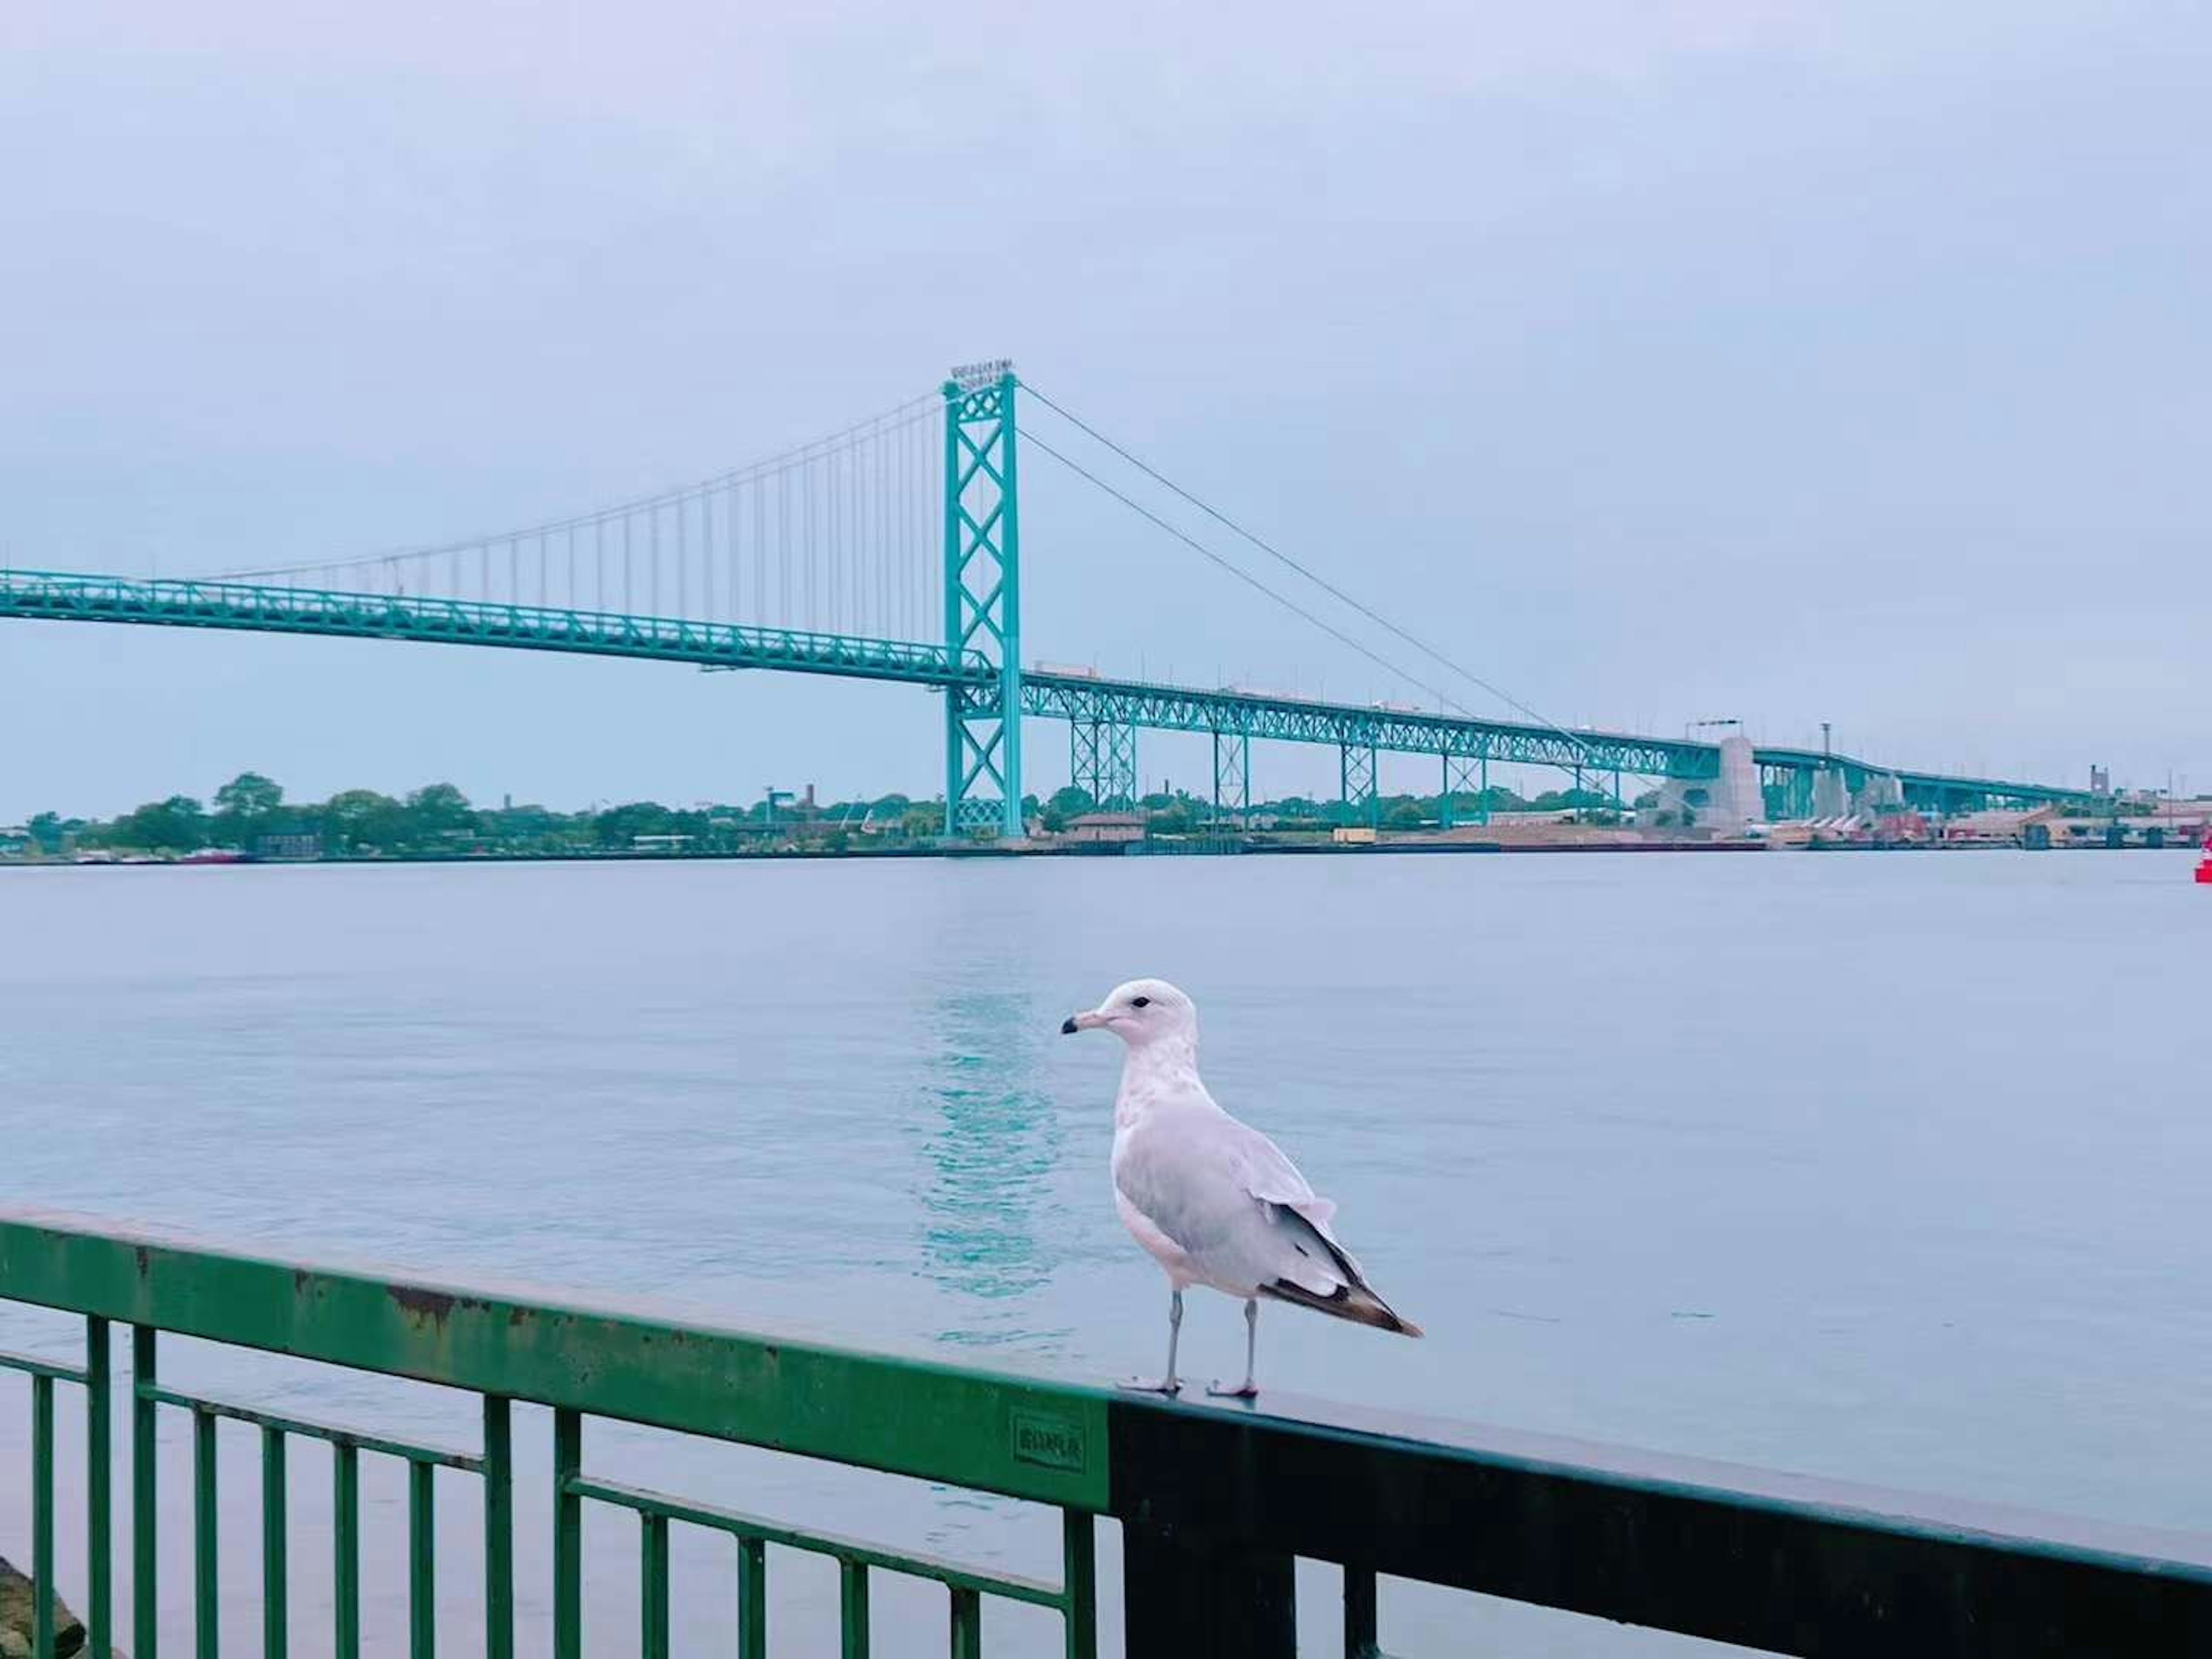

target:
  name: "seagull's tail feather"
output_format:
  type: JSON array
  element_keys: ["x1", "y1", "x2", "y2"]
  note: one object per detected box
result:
[
  {"x1": 1261, "y1": 1278, "x2": 1424, "y2": 1338},
  {"x1": 1259, "y1": 1200, "x2": 1423, "y2": 1336}
]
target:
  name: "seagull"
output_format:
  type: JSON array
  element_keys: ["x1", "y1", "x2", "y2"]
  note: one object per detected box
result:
[{"x1": 1062, "y1": 977, "x2": 1421, "y2": 1397}]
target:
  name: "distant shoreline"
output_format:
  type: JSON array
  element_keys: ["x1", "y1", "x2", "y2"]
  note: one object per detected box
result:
[{"x1": 11, "y1": 837, "x2": 2180, "y2": 871}]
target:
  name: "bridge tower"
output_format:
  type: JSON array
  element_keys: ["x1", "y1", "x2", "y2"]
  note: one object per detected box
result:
[{"x1": 943, "y1": 363, "x2": 1024, "y2": 838}]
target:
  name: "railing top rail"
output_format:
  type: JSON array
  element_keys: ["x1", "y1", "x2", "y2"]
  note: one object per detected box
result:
[
  {"x1": 5, "y1": 1206, "x2": 2208, "y2": 1654},
  {"x1": 0, "y1": 1206, "x2": 1113, "y2": 1507}
]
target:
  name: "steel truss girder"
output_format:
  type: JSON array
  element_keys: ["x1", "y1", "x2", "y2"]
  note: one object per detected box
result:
[
  {"x1": 1021, "y1": 677, "x2": 2103, "y2": 809},
  {"x1": 1751, "y1": 749, "x2": 2088, "y2": 814},
  {"x1": 1020, "y1": 673, "x2": 1711, "y2": 779},
  {"x1": 0, "y1": 571, "x2": 987, "y2": 685},
  {"x1": 0, "y1": 577, "x2": 2104, "y2": 817}
]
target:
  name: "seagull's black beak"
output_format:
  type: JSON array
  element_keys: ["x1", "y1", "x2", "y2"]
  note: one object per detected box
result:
[{"x1": 1060, "y1": 1016, "x2": 1080, "y2": 1035}]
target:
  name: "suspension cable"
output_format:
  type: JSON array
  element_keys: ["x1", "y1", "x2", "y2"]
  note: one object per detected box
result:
[
  {"x1": 1022, "y1": 381, "x2": 1601, "y2": 759},
  {"x1": 1024, "y1": 431, "x2": 1469, "y2": 715}
]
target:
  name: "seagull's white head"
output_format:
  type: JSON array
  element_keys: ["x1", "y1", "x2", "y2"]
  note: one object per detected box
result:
[{"x1": 1060, "y1": 978, "x2": 1197, "y2": 1052}]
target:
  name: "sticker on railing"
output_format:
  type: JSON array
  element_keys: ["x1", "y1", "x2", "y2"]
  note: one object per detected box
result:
[{"x1": 1009, "y1": 1408, "x2": 1087, "y2": 1475}]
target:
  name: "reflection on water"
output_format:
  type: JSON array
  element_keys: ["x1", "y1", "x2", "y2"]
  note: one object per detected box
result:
[{"x1": 918, "y1": 984, "x2": 1067, "y2": 1336}]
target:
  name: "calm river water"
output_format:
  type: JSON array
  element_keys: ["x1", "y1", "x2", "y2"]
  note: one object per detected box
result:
[{"x1": 2, "y1": 851, "x2": 2207, "y2": 1654}]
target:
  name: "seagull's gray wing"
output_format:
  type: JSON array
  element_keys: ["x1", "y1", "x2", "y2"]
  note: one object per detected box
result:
[{"x1": 1115, "y1": 1105, "x2": 1351, "y2": 1298}]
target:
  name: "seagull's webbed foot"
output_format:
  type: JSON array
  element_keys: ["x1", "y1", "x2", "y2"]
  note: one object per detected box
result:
[
  {"x1": 1205, "y1": 1378, "x2": 1259, "y2": 1400},
  {"x1": 1118, "y1": 1376, "x2": 1183, "y2": 1395}
]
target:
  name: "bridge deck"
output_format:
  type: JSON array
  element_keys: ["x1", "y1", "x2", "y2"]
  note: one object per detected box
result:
[
  {"x1": 0, "y1": 569, "x2": 984, "y2": 687},
  {"x1": 0, "y1": 569, "x2": 2099, "y2": 805}
]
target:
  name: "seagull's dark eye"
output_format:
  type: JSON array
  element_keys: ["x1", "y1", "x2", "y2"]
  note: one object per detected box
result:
[{"x1": 1131, "y1": 996, "x2": 1151, "y2": 1009}]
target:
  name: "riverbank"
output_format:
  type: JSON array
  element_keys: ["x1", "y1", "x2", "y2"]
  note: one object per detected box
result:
[
  {"x1": 10, "y1": 835, "x2": 2194, "y2": 869},
  {"x1": 6, "y1": 836, "x2": 1768, "y2": 870}
]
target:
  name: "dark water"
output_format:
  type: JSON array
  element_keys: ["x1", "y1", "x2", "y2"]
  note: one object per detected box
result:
[{"x1": 3, "y1": 851, "x2": 2207, "y2": 1654}]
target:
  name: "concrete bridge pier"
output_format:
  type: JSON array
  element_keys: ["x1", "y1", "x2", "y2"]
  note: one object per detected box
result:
[{"x1": 1654, "y1": 733, "x2": 1763, "y2": 832}]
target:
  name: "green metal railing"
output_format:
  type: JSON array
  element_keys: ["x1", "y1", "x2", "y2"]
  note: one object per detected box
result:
[
  {"x1": 133, "y1": 1353, "x2": 506, "y2": 1659},
  {"x1": 5, "y1": 1206, "x2": 2212, "y2": 1658},
  {"x1": 0, "y1": 1210, "x2": 1101, "y2": 1659},
  {"x1": 0, "y1": 1324, "x2": 108, "y2": 1658}
]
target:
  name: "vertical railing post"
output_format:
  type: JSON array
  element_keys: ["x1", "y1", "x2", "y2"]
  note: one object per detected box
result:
[
  {"x1": 838, "y1": 1560, "x2": 869, "y2": 1658},
  {"x1": 332, "y1": 1444, "x2": 359, "y2": 1659},
  {"x1": 1061, "y1": 1511, "x2": 1097, "y2": 1659},
  {"x1": 132, "y1": 1325, "x2": 158, "y2": 1659},
  {"x1": 482, "y1": 1397, "x2": 514, "y2": 1659},
  {"x1": 1343, "y1": 1563, "x2": 1378, "y2": 1659},
  {"x1": 1122, "y1": 1519, "x2": 1295, "y2": 1659},
  {"x1": 87, "y1": 1315, "x2": 112, "y2": 1659},
  {"x1": 408, "y1": 1463, "x2": 435, "y2": 1659},
  {"x1": 949, "y1": 1587, "x2": 982, "y2": 1659},
  {"x1": 193, "y1": 1408, "x2": 218, "y2": 1659},
  {"x1": 640, "y1": 1515, "x2": 670, "y2": 1659},
  {"x1": 260, "y1": 1427, "x2": 287, "y2": 1659},
  {"x1": 736, "y1": 1537, "x2": 767, "y2": 1659},
  {"x1": 553, "y1": 1410, "x2": 582, "y2": 1659},
  {"x1": 32, "y1": 1372, "x2": 55, "y2": 1659}
]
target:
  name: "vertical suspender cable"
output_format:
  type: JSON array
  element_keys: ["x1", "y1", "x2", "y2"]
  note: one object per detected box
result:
[{"x1": 877, "y1": 416, "x2": 889, "y2": 639}]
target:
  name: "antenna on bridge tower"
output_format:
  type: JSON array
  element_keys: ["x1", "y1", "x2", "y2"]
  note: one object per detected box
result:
[{"x1": 942, "y1": 361, "x2": 1023, "y2": 839}]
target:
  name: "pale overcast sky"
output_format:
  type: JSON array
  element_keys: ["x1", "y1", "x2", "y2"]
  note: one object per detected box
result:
[{"x1": 2, "y1": 2, "x2": 2206, "y2": 818}]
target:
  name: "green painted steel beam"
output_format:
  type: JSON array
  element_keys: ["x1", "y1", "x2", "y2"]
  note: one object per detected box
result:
[
  {"x1": 0, "y1": 568, "x2": 2104, "y2": 809},
  {"x1": 0, "y1": 1208, "x2": 1108, "y2": 1511},
  {"x1": 0, "y1": 570, "x2": 991, "y2": 688},
  {"x1": 1104, "y1": 1392, "x2": 2212, "y2": 1656},
  {"x1": 1748, "y1": 747, "x2": 2104, "y2": 810},
  {"x1": 1022, "y1": 672, "x2": 1719, "y2": 779}
]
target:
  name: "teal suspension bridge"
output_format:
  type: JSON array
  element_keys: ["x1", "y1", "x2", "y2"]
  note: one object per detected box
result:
[{"x1": 0, "y1": 366, "x2": 2099, "y2": 831}]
